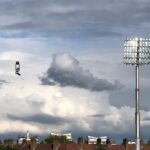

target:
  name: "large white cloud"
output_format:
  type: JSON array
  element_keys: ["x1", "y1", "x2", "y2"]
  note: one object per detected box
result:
[
  {"x1": 1, "y1": 83, "x2": 146, "y2": 137},
  {"x1": 0, "y1": 50, "x2": 149, "y2": 142}
]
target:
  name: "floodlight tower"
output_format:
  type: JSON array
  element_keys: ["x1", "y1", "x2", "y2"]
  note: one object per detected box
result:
[{"x1": 123, "y1": 37, "x2": 150, "y2": 150}]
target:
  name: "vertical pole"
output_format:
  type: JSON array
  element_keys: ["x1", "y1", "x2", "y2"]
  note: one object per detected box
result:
[
  {"x1": 135, "y1": 65, "x2": 140, "y2": 150},
  {"x1": 135, "y1": 39, "x2": 140, "y2": 150}
]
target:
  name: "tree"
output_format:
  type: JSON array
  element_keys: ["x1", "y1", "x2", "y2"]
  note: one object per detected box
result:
[
  {"x1": 40, "y1": 140, "x2": 44, "y2": 144},
  {"x1": 0, "y1": 146, "x2": 19, "y2": 150},
  {"x1": 147, "y1": 138, "x2": 150, "y2": 145},
  {"x1": 95, "y1": 146, "x2": 107, "y2": 150},
  {"x1": 45, "y1": 135, "x2": 71, "y2": 144}
]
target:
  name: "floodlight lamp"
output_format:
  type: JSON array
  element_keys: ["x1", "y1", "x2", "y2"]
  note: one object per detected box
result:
[
  {"x1": 134, "y1": 37, "x2": 138, "y2": 41},
  {"x1": 123, "y1": 37, "x2": 150, "y2": 65}
]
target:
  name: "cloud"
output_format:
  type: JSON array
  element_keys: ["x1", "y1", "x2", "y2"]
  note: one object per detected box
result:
[
  {"x1": 0, "y1": 93, "x2": 44, "y2": 116},
  {"x1": 1, "y1": 0, "x2": 150, "y2": 39},
  {"x1": 40, "y1": 53, "x2": 123, "y2": 91},
  {"x1": 0, "y1": 51, "x2": 33, "y2": 61},
  {"x1": 0, "y1": 71, "x2": 148, "y2": 140},
  {"x1": 0, "y1": 0, "x2": 132, "y2": 38},
  {"x1": 0, "y1": 79, "x2": 8, "y2": 86},
  {"x1": 0, "y1": 120, "x2": 41, "y2": 134},
  {"x1": 0, "y1": 0, "x2": 150, "y2": 29},
  {"x1": 0, "y1": 0, "x2": 146, "y2": 28},
  {"x1": 0, "y1": 50, "x2": 148, "y2": 141},
  {"x1": 7, "y1": 113, "x2": 68, "y2": 125}
]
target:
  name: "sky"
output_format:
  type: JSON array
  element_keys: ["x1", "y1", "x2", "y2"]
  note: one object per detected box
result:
[{"x1": 0, "y1": 0, "x2": 150, "y2": 143}]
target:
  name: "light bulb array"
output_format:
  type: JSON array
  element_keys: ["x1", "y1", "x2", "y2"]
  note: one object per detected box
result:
[{"x1": 123, "y1": 37, "x2": 150, "y2": 65}]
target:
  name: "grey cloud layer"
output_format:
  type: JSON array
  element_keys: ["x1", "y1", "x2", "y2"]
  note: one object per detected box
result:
[
  {"x1": 0, "y1": 0, "x2": 149, "y2": 26},
  {"x1": 7, "y1": 113, "x2": 68, "y2": 125},
  {"x1": 40, "y1": 53, "x2": 123, "y2": 91},
  {"x1": 0, "y1": 79, "x2": 8, "y2": 86},
  {"x1": 1, "y1": 0, "x2": 150, "y2": 37}
]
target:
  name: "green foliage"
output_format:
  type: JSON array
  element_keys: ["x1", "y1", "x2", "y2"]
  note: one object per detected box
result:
[
  {"x1": 95, "y1": 146, "x2": 107, "y2": 150},
  {"x1": 147, "y1": 138, "x2": 150, "y2": 145},
  {"x1": 40, "y1": 140, "x2": 44, "y2": 144},
  {"x1": 0, "y1": 146, "x2": 19, "y2": 150},
  {"x1": 45, "y1": 135, "x2": 71, "y2": 144}
]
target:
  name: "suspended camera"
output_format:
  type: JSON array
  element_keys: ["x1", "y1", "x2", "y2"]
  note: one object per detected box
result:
[{"x1": 15, "y1": 61, "x2": 21, "y2": 76}]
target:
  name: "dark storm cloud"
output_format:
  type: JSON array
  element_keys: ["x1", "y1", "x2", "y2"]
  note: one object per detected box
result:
[
  {"x1": 40, "y1": 53, "x2": 123, "y2": 91},
  {"x1": 7, "y1": 113, "x2": 68, "y2": 125},
  {"x1": 1, "y1": 0, "x2": 150, "y2": 37},
  {"x1": 0, "y1": 0, "x2": 148, "y2": 27},
  {"x1": 0, "y1": 0, "x2": 149, "y2": 26}
]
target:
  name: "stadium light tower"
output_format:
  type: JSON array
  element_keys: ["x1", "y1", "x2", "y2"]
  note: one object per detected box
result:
[{"x1": 123, "y1": 37, "x2": 150, "y2": 150}]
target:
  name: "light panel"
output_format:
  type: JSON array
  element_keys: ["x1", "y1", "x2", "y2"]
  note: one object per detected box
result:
[{"x1": 123, "y1": 37, "x2": 150, "y2": 65}]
